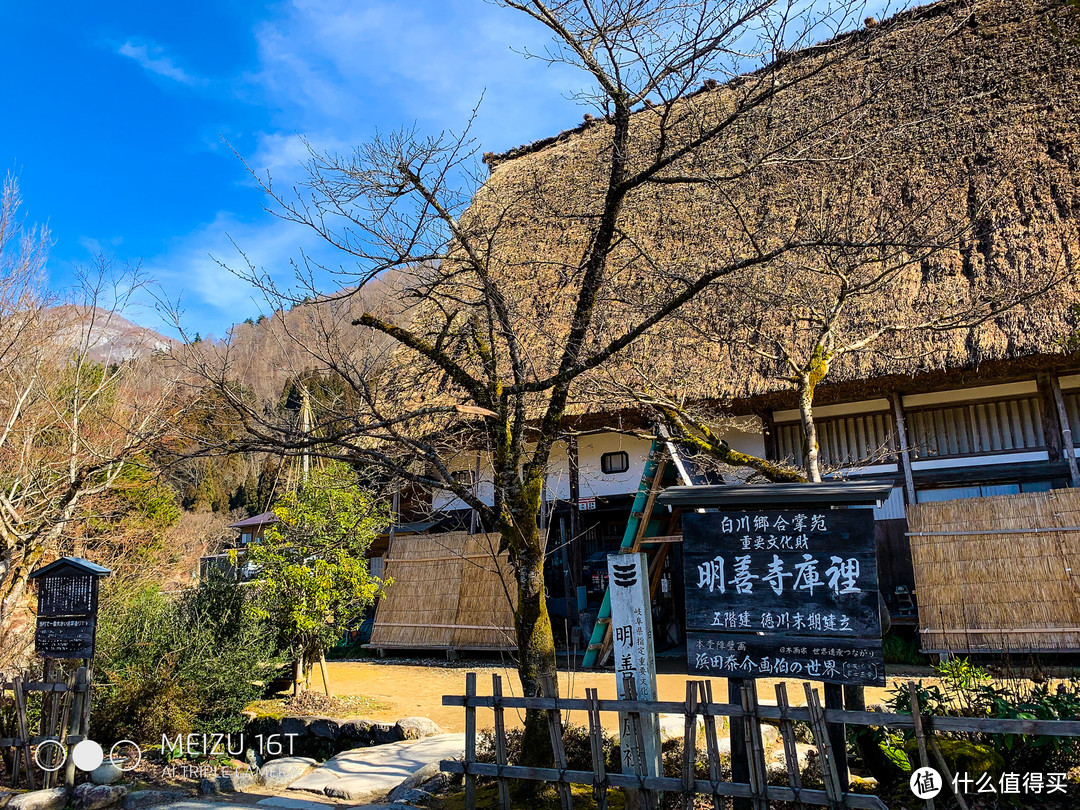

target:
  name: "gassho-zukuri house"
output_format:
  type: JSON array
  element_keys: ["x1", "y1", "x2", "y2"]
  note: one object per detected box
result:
[{"x1": 365, "y1": 0, "x2": 1080, "y2": 660}]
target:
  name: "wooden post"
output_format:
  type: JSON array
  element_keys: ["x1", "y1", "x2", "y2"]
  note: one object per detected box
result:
[
  {"x1": 740, "y1": 682, "x2": 769, "y2": 810},
  {"x1": 907, "y1": 682, "x2": 935, "y2": 810},
  {"x1": 824, "y1": 683, "x2": 849, "y2": 791},
  {"x1": 681, "y1": 681, "x2": 697, "y2": 810},
  {"x1": 773, "y1": 683, "x2": 804, "y2": 800},
  {"x1": 37, "y1": 660, "x2": 55, "y2": 788},
  {"x1": 621, "y1": 676, "x2": 656, "y2": 810},
  {"x1": 318, "y1": 655, "x2": 331, "y2": 697},
  {"x1": 697, "y1": 681, "x2": 722, "y2": 810},
  {"x1": 57, "y1": 670, "x2": 76, "y2": 789},
  {"x1": 803, "y1": 683, "x2": 843, "y2": 810},
  {"x1": 543, "y1": 675, "x2": 574, "y2": 810},
  {"x1": 492, "y1": 674, "x2": 511, "y2": 810},
  {"x1": 464, "y1": 672, "x2": 476, "y2": 810},
  {"x1": 1050, "y1": 374, "x2": 1080, "y2": 487},
  {"x1": 729, "y1": 678, "x2": 751, "y2": 810},
  {"x1": 64, "y1": 667, "x2": 88, "y2": 789},
  {"x1": 43, "y1": 664, "x2": 63, "y2": 788},
  {"x1": 586, "y1": 688, "x2": 609, "y2": 810},
  {"x1": 12, "y1": 677, "x2": 35, "y2": 790},
  {"x1": 892, "y1": 393, "x2": 917, "y2": 504},
  {"x1": 928, "y1": 736, "x2": 970, "y2": 810}
]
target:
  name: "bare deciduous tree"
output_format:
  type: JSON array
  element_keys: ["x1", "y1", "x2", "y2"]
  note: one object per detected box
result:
[
  {"x1": 0, "y1": 178, "x2": 188, "y2": 666},
  {"x1": 191, "y1": 0, "x2": 974, "y2": 765}
]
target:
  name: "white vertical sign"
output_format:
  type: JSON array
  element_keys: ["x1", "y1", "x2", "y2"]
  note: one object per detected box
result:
[{"x1": 607, "y1": 552, "x2": 661, "y2": 784}]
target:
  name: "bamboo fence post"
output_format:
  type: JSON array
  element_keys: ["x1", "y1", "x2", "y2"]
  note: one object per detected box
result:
[
  {"x1": 542, "y1": 675, "x2": 573, "y2": 810},
  {"x1": 491, "y1": 674, "x2": 511, "y2": 810},
  {"x1": 12, "y1": 677, "x2": 35, "y2": 791},
  {"x1": 464, "y1": 672, "x2": 476, "y2": 810},
  {"x1": 586, "y1": 688, "x2": 609, "y2": 810},
  {"x1": 729, "y1": 677, "x2": 751, "y2": 810},
  {"x1": 774, "y1": 683, "x2": 805, "y2": 808},
  {"x1": 697, "y1": 681, "x2": 722, "y2": 810},
  {"x1": 928, "y1": 736, "x2": 970, "y2": 810},
  {"x1": 38, "y1": 660, "x2": 55, "y2": 788},
  {"x1": 57, "y1": 669, "x2": 76, "y2": 789},
  {"x1": 64, "y1": 667, "x2": 88, "y2": 790},
  {"x1": 740, "y1": 682, "x2": 769, "y2": 810},
  {"x1": 621, "y1": 675, "x2": 658, "y2": 810},
  {"x1": 681, "y1": 680, "x2": 698, "y2": 810},
  {"x1": 43, "y1": 665, "x2": 63, "y2": 788},
  {"x1": 803, "y1": 684, "x2": 843, "y2": 810},
  {"x1": 823, "y1": 683, "x2": 848, "y2": 790},
  {"x1": 907, "y1": 682, "x2": 935, "y2": 810}
]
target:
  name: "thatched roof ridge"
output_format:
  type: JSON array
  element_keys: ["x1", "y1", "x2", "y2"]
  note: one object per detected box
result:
[
  {"x1": 463, "y1": 0, "x2": 1080, "y2": 410},
  {"x1": 483, "y1": 0, "x2": 973, "y2": 172}
]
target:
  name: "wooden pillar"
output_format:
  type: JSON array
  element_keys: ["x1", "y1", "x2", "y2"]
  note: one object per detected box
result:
[
  {"x1": 1050, "y1": 374, "x2": 1080, "y2": 487},
  {"x1": 567, "y1": 437, "x2": 584, "y2": 613},
  {"x1": 891, "y1": 393, "x2": 917, "y2": 504},
  {"x1": 758, "y1": 412, "x2": 779, "y2": 461},
  {"x1": 1037, "y1": 373, "x2": 1063, "y2": 461}
]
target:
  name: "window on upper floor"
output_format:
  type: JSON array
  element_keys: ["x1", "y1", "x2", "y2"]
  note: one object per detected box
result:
[
  {"x1": 600, "y1": 450, "x2": 630, "y2": 474},
  {"x1": 451, "y1": 469, "x2": 476, "y2": 487},
  {"x1": 906, "y1": 396, "x2": 1045, "y2": 458},
  {"x1": 776, "y1": 412, "x2": 897, "y2": 470}
]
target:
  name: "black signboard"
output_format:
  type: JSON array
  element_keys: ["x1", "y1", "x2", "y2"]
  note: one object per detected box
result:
[
  {"x1": 688, "y1": 631, "x2": 885, "y2": 687},
  {"x1": 37, "y1": 574, "x2": 98, "y2": 617},
  {"x1": 30, "y1": 557, "x2": 111, "y2": 660},
  {"x1": 35, "y1": 618, "x2": 96, "y2": 659},
  {"x1": 683, "y1": 509, "x2": 880, "y2": 639}
]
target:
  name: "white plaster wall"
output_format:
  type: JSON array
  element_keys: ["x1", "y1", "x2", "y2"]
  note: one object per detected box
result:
[
  {"x1": 431, "y1": 421, "x2": 769, "y2": 511},
  {"x1": 576, "y1": 432, "x2": 653, "y2": 498}
]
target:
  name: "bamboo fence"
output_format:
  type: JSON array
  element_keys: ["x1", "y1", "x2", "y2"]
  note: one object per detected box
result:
[
  {"x1": 907, "y1": 488, "x2": 1080, "y2": 652},
  {"x1": 368, "y1": 531, "x2": 517, "y2": 652}
]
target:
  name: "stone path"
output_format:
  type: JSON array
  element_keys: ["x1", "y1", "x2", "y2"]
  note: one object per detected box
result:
[{"x1": 287, "y1": 734, "x2": 466, "y2": 803}]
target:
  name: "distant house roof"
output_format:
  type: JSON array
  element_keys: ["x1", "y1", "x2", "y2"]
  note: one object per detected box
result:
[
  {"x1": 228, "y1": 511, "x2": 279, "y2": 529},
  {"x1": 28, "y1": 557, "x2": 112, "y2": 579}
]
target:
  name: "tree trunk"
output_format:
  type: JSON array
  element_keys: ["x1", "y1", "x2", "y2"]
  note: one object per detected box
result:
[
  {"x1": 798, "y1": 377, "x2": 822, "y2": 483},
  {"x1": 502, "y1": 475, "x2": 559, "y2": 785},
  {"x1": 798, "y1": 346, "x2": 831, "y2": 483}
]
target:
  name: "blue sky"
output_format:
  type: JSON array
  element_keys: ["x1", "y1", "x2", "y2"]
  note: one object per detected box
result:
[
  {"x1": 2, "y1": 1, "x2": 890, "y2": 339},
  {"x1": 1, "y1": 0, "x2": 585, "y2": 338}
]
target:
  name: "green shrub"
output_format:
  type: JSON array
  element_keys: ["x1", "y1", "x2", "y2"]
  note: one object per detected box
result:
[
  {"x1": 886, "y1": 658, "x2": 1080, "y2": 773},
  {"x1": 93, "y1": 572, "x2": 285, "y2": 745},
  {"x1": 902, "y1": 738, "x2": 1003, "y2": 780}
]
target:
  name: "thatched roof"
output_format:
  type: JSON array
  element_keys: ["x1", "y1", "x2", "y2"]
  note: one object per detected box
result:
[{"x1": 460, "y1": 0, "x2": 1080, "y2": 411}]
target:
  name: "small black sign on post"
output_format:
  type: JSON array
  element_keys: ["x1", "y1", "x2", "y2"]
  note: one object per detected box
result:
[
  {"x1": 29, "y1": 557, "x2": 112, "y2": 660},
  {"x1": 659, "y1": 481, "x2": 894, "y2": 807}
]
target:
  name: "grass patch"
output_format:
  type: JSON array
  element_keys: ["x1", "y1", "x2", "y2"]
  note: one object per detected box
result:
[
  {"x1": 430, "y1": 784, "x2": 625, "y2": 810},
  {"x1": 245, "y1": 693, "x2": 390, "y2": 719}
]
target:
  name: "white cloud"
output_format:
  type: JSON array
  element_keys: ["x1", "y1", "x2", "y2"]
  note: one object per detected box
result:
[
  {"x1": 117, "y1": 40, "x2": 201, "y2": 85},
  {"x1": 146, "y1": 212, "x2": 324, "y2": 338},
  {"x1": 248, "y1": 0, "x2": 585, "y2": 154}
]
